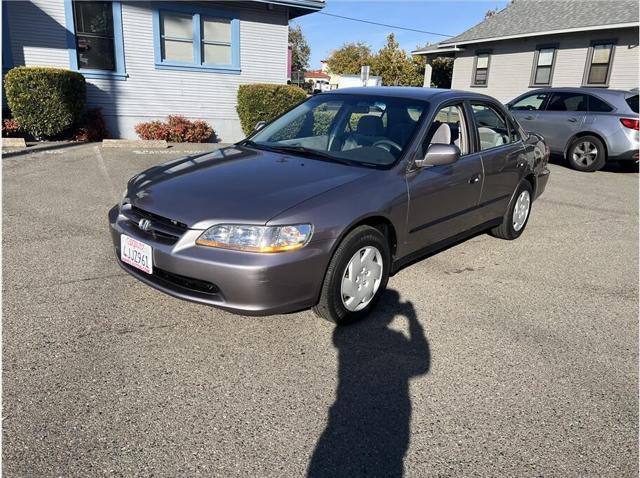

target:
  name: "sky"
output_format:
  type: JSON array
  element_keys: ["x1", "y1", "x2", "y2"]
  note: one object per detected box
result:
[{"x1": 292, "y1": 0, "x2": 509, "y2": 69}]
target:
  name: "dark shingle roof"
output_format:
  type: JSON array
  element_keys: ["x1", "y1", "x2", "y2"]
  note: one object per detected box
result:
[{"x1": 438, "y1": 0, "x2": 638, "y2": 46}]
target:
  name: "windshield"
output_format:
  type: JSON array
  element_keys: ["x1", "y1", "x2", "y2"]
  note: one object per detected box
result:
[{"x1": 247, "y1": 94, "x2": 428, "y2": 167}]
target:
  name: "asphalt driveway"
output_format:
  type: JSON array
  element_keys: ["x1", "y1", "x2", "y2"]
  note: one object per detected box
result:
[{"x1": 3, "y1": 143, "x2": 638, "y2": 477}]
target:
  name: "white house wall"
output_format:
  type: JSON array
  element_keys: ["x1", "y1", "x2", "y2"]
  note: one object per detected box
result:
[
  {"x1": 5, "y1": 1, "x2": 290, "y2": 142},
  {"x1": 450, "y1": 28, "x2": 639, "y2": 103}
]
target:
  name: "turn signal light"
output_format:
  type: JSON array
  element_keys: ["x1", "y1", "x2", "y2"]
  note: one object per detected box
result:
[{"x1": 620, "y1": 118, "x2": 639, "y2": 130}]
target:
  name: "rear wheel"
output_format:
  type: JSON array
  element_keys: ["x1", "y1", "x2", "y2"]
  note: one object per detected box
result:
[
  {"x1": 313, "y1": 225, "x2": 390, "y2": 325},
  {"x1": 567, "y1": 135, "x2": 606, "y2": 172},
  {"x1": 490, "y1": 181, "x2": 533, "y2": 240}
]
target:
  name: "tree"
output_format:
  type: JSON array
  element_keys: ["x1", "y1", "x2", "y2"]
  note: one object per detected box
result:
[
  {"x1": 289, "y1": 25, "x2": 310, "y2": 72},
  {"x1": 372, "y1": 33, "x2": 419, "y2": 86},
  {"x1": 325, "y1": 42, "x2": 373, "y2": 75}
]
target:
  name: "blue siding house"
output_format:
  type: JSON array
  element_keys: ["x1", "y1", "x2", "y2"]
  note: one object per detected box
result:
[{"x1": 2, "y1": 0, "x2": 324, "y2": 142}]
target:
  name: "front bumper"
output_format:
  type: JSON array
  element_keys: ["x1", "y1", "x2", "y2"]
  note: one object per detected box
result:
[{"x1": 109, "y1": 206, "x2": 333, "y2": 315}]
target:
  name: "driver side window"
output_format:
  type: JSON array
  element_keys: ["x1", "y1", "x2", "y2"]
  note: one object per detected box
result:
[
  {"x1": 511, "y1": 93, "x2": 549, "y2": 111},
  {"x1": 423, "y1": 104, "x2": 468, "y2": 156}
]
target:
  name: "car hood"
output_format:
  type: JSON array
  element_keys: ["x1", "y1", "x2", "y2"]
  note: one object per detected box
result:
[{"x1": 127, "y1": 145, "x2": 372, "y2": 229}]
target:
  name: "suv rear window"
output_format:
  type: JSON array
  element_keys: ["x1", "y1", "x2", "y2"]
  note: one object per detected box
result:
[{"x1": 626, "y1": 95, "x2": 639, "y2": 113}]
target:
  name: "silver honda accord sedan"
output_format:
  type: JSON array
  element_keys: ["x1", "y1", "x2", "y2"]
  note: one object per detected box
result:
[{"x1": 109, "y1": 87, "x2": 549, "y2": 324}]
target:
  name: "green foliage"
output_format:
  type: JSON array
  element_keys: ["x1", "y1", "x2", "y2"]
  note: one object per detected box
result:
[
  {"x1": 372, "y1": 33, "x2": 420, "y2": 86},
  {"x1": 237, "y1": 84, "x2": 307, "y2": 135},
  {"x1": 431, "y1": 57, "x2": 454, "y2": 88},
  {"x1": 4, "y1": 66, "x2": 86, "y2": 138},
  {"x1": 325, "y1": 42, "x2": 373, "y2": 75},
  {"x1": 289, "y1": 25, "x2": 311, "y2": 72}
]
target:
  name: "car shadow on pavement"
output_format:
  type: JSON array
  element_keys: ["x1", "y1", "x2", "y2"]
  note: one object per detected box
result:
[{"x1": 307, "y1": 290, "x2": 430, "y2": 478}]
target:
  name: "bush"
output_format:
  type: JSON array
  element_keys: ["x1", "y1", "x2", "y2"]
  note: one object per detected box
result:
[
  {"x1": 2, "y1": 119, "x2": 21, "y2": 137},
  {"x1": 134, "y1": 115, "x2": 214, "y2": 143},
  {"x1": 237, "y1": 84, "x2": 307, "y2": 135},
  {"x1": 4, "y1": 66, "x2": 86, "y2": 139},
  {"x1": 74, "y1": 108, "x2": 110, "y2": 142}
]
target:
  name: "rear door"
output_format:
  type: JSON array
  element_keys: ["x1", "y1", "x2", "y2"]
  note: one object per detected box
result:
[
  {"x1": 533, "y1": 92, "x2": 587, "y2": 152},
  {"x1": 469, "y1": 101, "x2": 526, "y2": 223},
  {"x1": 508, "y1": 91, "x2": 550, "y2": 132}
]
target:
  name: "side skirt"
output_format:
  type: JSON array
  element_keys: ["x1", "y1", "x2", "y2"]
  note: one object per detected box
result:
[{"x1": 391, "y1": 218, "x2": 502, "y2": 275}]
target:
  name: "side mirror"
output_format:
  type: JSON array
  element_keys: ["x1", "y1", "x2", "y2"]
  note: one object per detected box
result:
[
  {"x1": 254, "y1": 121, "x2": 267, "y2": 132},
  {"x1": 415, "y1": 144, "x2": 460, "y2": 168}
]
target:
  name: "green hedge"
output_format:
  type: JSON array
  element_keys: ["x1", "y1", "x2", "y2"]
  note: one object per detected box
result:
[
  {"x1": 237, "y1": 84, "x2": 307, "y2": 135},
  {"x1": 4, "y1": 66, "x2": 86, "y2": 138}
]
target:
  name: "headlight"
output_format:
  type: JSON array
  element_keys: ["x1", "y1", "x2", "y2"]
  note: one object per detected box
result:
[{"x1": 196, "y1": 224, "x2": 313, "y2": 253}]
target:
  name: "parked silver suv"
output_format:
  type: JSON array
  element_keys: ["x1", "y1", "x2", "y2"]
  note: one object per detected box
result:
[{"x1": 508, "y1": 88, "x2": 639, "y2": 171}]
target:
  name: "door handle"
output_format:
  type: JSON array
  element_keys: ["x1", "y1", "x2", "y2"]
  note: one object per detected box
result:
[
  {"x1": 524, "y1": 115, "x2": 534, "y2": 120},
  {"x1": 469, "y1": 174, "x2": 481, "y2": 184},
  {"x1": 568, "y1": 117, "x2": 578, "y2": 122}
]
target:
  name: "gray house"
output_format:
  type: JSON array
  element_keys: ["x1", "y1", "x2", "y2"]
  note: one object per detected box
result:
[
  {"x1": 414, "y1": 0, "x2": 639, "y2": 103},
  {"x1": 2, "y1": 0, "x2": 324, "y2": 142}
]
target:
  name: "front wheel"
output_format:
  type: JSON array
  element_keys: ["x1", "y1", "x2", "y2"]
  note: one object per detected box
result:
[
  {"x1": 490, "y1": 181, "x2": 533, "y2": 240},
  {"x1": 567, "y1": 135, "x2": 606, "y2": 172},
  {"x1": 313, "y1": 225, "x2": 390, "y2": 325}
]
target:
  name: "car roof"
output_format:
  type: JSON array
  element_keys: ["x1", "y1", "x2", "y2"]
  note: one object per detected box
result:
[
  {"x1": 517, "y1": 86, "x2": 636, "y2": 99},
  {"x1": 321, "y1": 86, "x2": 501, "y2": 103}
]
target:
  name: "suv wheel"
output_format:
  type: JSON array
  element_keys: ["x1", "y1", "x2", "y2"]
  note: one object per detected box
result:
[
  {"x1": 313, "y1": 225, "x2": 390, "y2": 325},
  {"x1": 567, "y1": 135, "x2": 606, "y2": 172}
]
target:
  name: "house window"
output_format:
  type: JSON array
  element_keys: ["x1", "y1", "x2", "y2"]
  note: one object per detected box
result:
[
  {"x1": 472, "y1": 53, "x2": 490, "y2": 86},
  {"x1": 584, "y1": 42, "x2": 615, "y2": 86},
  {"x1": 531, "y1": 47, "x2": 556, "y2": 86},
  {"x1": 153, "y1": 5, "x2": 240, "y2": 73},
  {"x1": 63, "y1": 0, "x2": 126, "y2": 79}
]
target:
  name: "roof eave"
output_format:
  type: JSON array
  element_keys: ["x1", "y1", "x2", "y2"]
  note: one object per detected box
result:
[
  {"x1": 440, "y1": 22, "x2": 639, "y2": 47},
  {"x1": 412, "y1": 46, "x2": 465, "y2": 55},
  {"x1": 251, "y1": 0, "x2": 325, "y2": 19}
]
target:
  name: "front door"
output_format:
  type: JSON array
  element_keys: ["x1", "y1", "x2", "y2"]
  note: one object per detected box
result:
[
  {"x1": 406, "y1": 102, "x2": 483, "y2": 254},
  {"x1": 533, "y1": 91, "x2": 587, "y2": 153},
  {"x1": 509, "y1": 91, "x2": 550, "y2": 132}
]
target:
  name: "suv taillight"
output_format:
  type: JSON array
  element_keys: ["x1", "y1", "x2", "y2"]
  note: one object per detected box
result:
[{"x1": 620, "y1": 118, "x2": 639, "y2": 130}]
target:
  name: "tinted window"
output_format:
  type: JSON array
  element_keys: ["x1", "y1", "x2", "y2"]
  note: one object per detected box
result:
[
  {"x1": 626, "y1": 95, "x2": 639, "y2": 113},
  {"x1": 511, "y1": 93, "x2": 548, "y2": 111},
  {"x1": 587, "y1": 95, "x2": 613, "y2": 112},
  {"x1": 546, "y1": 93, "x2": 587, "y2": 112},
  {"x1": 471, "y1": 104, "x2": 511, "y2": 150}
]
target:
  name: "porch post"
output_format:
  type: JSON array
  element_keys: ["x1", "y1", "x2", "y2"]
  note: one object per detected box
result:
[{"x1": 423, "y1": 57, "x2": 433, "y2": 87}]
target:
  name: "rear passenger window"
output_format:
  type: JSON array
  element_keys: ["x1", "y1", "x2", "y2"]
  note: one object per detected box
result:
[
  {"x1": 510, "y1": 93, "x2": 548, "y2": 111},
  {"x1": 587, "y1": 95, "x2": 613, "y2": 112},
  {"x1": 626, "y1": 95, "x2": 639, "y2": 113},
  {"x1": 470, "y1": 104, "x2": 511, "y2": 150},
  {"x1": 546, "y1": 93, "x2": 587, "y2": 112}
]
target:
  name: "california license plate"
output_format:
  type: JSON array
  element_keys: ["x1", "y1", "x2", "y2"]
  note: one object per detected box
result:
[{"x1": 120, "y1": 234, "x2": 153, "y2": 274}]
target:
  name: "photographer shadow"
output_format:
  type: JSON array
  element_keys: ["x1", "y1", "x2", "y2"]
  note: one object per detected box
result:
[{"x1": 308, "y1": 290, "x2": 431, "y2": 478}]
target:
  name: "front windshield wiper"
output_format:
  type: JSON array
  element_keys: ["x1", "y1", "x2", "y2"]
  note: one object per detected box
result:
[{"x1": 241, "y1": 142, "x2": 382, "y2": 168}]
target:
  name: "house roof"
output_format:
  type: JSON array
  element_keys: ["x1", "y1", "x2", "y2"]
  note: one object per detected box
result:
[
  {"x1": 252, "y1": 0, "x2": 325, "y2": 19},
  {"x1": 304, "y1": 70, "x2": 330, "y2": 80},
  {"x1": 414, "y1": 0, "x2": 638, "y2": 52}
]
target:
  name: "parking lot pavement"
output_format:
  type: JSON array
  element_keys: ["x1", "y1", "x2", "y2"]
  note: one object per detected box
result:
[{"x1": 3, "y1": 143, "x2": 638, "y2": 477}]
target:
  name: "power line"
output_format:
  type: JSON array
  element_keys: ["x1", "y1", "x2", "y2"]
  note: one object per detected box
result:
[{"x1": 317, "y1": 12, "x2": 453, "y2": 37}]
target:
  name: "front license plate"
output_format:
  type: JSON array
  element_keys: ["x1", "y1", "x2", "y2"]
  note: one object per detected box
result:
[{"x1": 120, "y1": 234, "x2": 153, "y2": 274}]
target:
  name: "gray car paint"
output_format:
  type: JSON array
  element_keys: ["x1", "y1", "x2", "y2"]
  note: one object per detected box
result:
[
  {"x1": 109, "y1": 87, "x2": 550, "y2": 315},
  {"x1": 508, "y1": 87, "x2": 639, "y2": 161}
]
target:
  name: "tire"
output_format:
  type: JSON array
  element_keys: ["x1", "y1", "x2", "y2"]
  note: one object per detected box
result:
[
  {"x1": 313, "y1": 225, "x2": 390, "y2": 325},
  {"x1": 566, "y1": 135, "x2": 606, "y2": 172},
  {"x1": 490, "y1": 181, "x2": 533, "y2": 240}
]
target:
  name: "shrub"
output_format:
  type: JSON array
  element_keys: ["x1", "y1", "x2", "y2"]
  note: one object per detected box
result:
[
  {"x1": 134, "y1": 116, "x2": 214, "y2": 143},
  {"x1": 4, "y1": 66, "x2": 86, "y2": 139},
  {"x1": 74, "y1": 108, "x2": 110, "y2": 142},
  {"x1": 237, "y1": 84, "x2": 307, "y2": 135},
  {"x1": 2, "y1": 118, "x2": 21, "y2": 137}
]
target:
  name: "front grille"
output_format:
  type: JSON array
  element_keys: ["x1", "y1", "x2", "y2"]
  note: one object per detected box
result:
[{"x1": 121, "y1": 206, "x2": 187, "y2": 244}]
